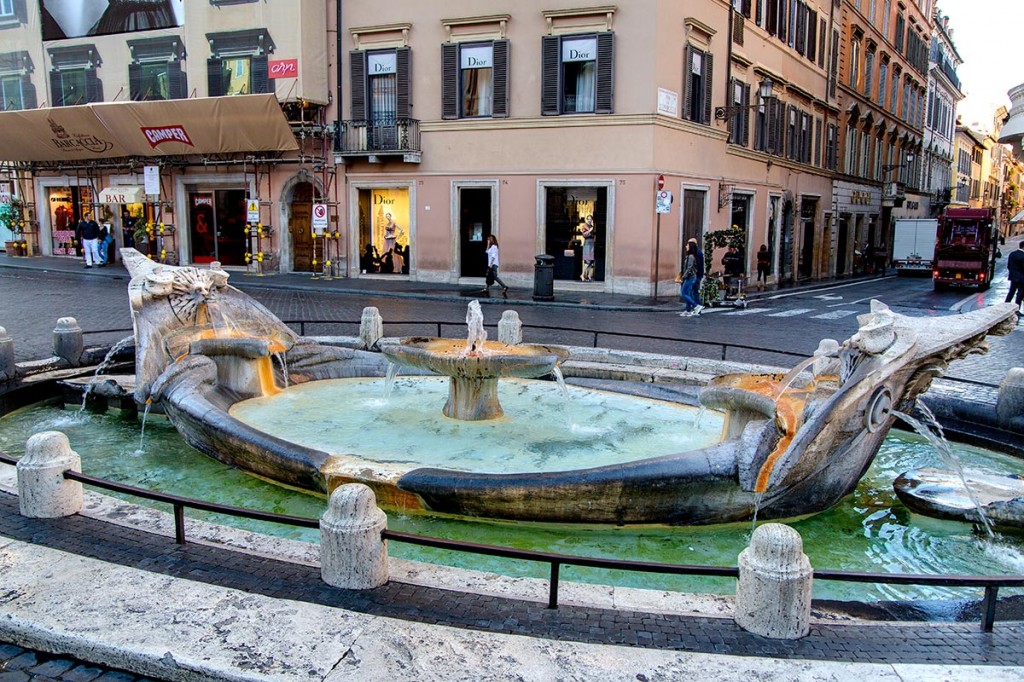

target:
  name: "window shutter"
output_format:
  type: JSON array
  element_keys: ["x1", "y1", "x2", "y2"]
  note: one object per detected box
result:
[
  {"x1": 207, "y1": 58, "x2": 223, "y2": 97},
  {"x1": 702, "y1": 52, "x2": 713, "y2": 125},
  {"x1": 441, "y1": 42, "x2": 458, "y2": 119},
  {"x1": 807, "y1": 10, "x2": 817, "y2": 61},
  {"x1": 595, "y1": 32, "x2": 614, "y2": 114},
  {"x1": 491, "y1": 39, "x2": 509, "y2": 118},
  {"x1": 85, "y1": 68, "x2": 102, "y2": 103},
  {"x1": 349, "y1": 50, "x2": 367, "y2": 120},
  {"x1": 741, "y1": 84, "x2": 750, "y2": 146},
  {"x1": 49, "y1": 70, "x2": 62, "y2": 106},
  {"x1": 541, "y1": 35, "x2": 561, "y2": 115},
  {"x1": 727, "y1": 78, "x2": 737, "y2": 141},
  {"x1": 167, "y1": 61, "x2": 184, "y2": 99},
  {"x1": 20, "y1": 77, "x2": 36, "y2": 109},
  {"x1": 766, "y1": 0, "x2": 778, "y2": 35},
  {"x1": 814, "y1": 117, "x2": 822, "y2": 166},
  {"x1": 395, "y1": 46, "x2": 411, "y2": 119},
  {"x1": 129, "y1": 63, "x2": 142, "y2": 100},
  {"x1": 251, "y1": 55, "x2": 269, "y2": 94},
  {"x1": 682, "y1": 45, "x2": 694, "y2": 121}
]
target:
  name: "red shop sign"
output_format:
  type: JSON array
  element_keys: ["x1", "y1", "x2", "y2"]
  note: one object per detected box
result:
[{"x1": 268, "y1": 59, "x2": 298, "y2": 79}]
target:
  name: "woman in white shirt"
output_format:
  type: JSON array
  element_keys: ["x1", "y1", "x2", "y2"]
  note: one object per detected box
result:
[{"x1": 482, "y1": 234, "x2": 509, "y2": 297}]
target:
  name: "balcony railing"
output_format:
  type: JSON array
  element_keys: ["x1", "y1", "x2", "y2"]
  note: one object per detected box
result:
[{"x1": 336, "y1": 118, "x2": 421, "y2": 162}]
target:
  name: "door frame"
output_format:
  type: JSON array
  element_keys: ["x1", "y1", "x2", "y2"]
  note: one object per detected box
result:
[
  {"x1": 278, "y1": 170, "x2": 325, "y2": 274},
  {"x1": 679, "y1": 183, "x2": 710, "y2": 275},
  {"x1": 451, "y1": 179, "x2": 498, "y2": 284},
  {"x1": 175, "y1": 172, "x2": 251, "y2": 267},
  {"x1": 536, "y1": 178, "x2": 616, "y2": 289}
]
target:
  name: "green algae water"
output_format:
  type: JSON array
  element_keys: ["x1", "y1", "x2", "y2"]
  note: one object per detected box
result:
[{"x1": 2, "y1": 399, "x2": 1023, "y2": 603}]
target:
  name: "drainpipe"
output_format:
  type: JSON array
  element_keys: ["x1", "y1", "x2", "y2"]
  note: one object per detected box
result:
[{"x1": 725, "y1": 1, "x2": 734, "y2": 130}]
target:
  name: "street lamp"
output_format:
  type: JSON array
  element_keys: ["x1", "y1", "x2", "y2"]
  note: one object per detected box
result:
[
  {"x1": 883, "y1": 152, "x2": 915, "y2": 175},
  {"x1": 714, "y1": 76, "x2": 774, "y2": 120}
]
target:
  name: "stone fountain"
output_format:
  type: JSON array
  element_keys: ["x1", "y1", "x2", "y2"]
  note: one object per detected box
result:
[
  {"x1": 380, "y1": 301, "x2": 568, "y2": 420},
  {"x1": 121, "y1": 249, "x2": 1019, "y2": 525}
]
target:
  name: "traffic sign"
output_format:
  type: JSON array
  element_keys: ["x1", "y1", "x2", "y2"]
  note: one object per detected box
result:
[
  {"x1": 657, "y1": 174, "x2": 665, "y2": 191},
  {"x1": 312, "y1": 203, "x2": 328, "y2": 233},
  {"x1": 246, "y1": 199, "x2": 260, "y2": 223},
  {"x1": 655, "y1": 190, "x2": 673, "y2": 214}
]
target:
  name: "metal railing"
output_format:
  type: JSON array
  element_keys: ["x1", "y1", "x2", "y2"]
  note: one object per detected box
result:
[
  {"x1": 0, "y1": 452, "x2": 1021, "y2": 632},
  {"x1": 336, "y1": 118, "x2": 421, "y2": 156}
]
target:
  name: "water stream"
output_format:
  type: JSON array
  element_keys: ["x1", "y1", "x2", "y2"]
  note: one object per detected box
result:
[
  {"x1": 136, "y1": 400, "x2": 152, "y2": 454},
  {"x1": 771, "y1": 355, "x2": 817, "y2": 399},
  {"x1": 273, "y1": 351, "x2": 290, "y2": 389},
  {"x1": 383, "y1": 362, "x2": 401, "y2": 401},
  {"x1": 892, "y1": 407, "x2": 995, "y2": 538},
  {"x1": 78, "y1": 336, "x2": 135, "y2": 412}
]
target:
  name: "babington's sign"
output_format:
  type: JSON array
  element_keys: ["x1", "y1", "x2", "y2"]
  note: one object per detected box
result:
[
  {"x1": 141, "y1": 125, "x2": 194, "y2": 149},
  {"x1": 47, "y1": 118, "x2": 114, "y2": 155}
]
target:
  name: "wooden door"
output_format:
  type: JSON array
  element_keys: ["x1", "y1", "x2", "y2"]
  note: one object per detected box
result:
[{"x1": 290, "y1": 184, "x2": 314, "y2": 272}]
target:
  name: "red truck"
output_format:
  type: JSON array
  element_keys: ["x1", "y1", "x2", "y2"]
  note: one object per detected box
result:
[{"x1": 932, "y1": 207, "x2": 999, "y2": 291}]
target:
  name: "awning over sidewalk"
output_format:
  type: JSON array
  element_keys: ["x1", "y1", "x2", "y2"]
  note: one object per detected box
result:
[
  {"x1": 98, "y1": 186, "x2": 145, "y2": 204},
  {"x1": 0, "y1": 94, "x2": 299, "y2": 162},
  {"x1": 1010, "y1": 209, "x2": 1024, "y2": 224}
]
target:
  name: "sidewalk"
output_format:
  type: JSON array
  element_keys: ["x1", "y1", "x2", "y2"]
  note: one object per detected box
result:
[{"x1": 0, "y1": 252, "x2": 855, "y2": 312}]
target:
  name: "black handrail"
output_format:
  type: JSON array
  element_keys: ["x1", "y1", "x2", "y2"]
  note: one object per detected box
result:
[{"x1": 0, "y1": 451, "x2": 1019, "y2": 632}]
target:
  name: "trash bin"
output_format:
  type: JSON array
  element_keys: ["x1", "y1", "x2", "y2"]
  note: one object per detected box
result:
[{"x1": 533, "y1": 254, "x2": 555, "y2": 301}]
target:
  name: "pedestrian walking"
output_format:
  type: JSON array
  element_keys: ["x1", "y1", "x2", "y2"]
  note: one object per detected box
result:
[
  {"x1": 688, "y1": 237, "x2": 705, "y2": 302},
  {"x1": 678, "y1": 240, "x2": 702, "y2": 316},
  {"x1": 756, "y1": 244, "x2": 770, "y2": 290},
  {"x1": 1005, "y1": 241, "x2": 1024, "y2": 310},
  {"x1": 75, "y1": 212, "x2": 101, "y2": 268},
  {"x1": 481, "y1": 234, "x2": 509, "y2": 297}
]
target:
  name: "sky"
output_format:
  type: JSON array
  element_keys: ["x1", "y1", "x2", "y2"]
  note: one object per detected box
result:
[{"x1": 937, "y1": 0, "x2": 1023, "y2": 133}]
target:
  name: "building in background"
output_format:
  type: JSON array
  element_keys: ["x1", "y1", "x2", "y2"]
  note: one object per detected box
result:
[
  {"x1": 921, "y1": 4, "x2": 961, "y2": 216},
  {"x1": 952, "y1": 122, "x2": 985, "y2": 207}
]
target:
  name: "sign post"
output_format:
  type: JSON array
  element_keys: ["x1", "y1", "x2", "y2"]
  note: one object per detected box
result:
[{"x1": 653, "y1": 175, "x2": 672, "y2": 300}]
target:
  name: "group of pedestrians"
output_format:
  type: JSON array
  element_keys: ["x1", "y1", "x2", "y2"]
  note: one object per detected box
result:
[{"x1": 75, "y1": 213, "x2": 112, "y2": 269}]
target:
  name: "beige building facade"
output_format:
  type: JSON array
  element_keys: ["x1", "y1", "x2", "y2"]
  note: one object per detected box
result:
[{"x1": 0, "y1": 1, "x2": 854, "y2": 295}]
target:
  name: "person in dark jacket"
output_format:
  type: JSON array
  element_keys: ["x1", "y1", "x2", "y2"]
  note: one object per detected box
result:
[
  {"x1": 1005, "y1": 241, "x2": 1024, "y2": 309},
  {"x1": 75, "y1": 213, "x2": 101, "y2": 268}
]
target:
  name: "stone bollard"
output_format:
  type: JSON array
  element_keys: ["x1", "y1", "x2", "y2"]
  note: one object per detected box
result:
[
  {"x1": 497, "y1": 310, "x2": 522, "y2": 345},
  {"x1": 360, "y1": 307, "x2": 384, "y2": 351},
  {"x1": 0, "y1": 326, "x2": 15, "y2": 382},
  {"x1": 53, "y1": 317, "x2": 83, "y2": 366},
  {"x1": 320, "y1": 483, "x2": 389, "y2": 589},
  {"x1": 17, "y1": 431, "x2": 84, "y2": 519},
  {"x1": 996, "y1": 367, "x2": 1024, "y2": 424},
  {"x1": 734, "y1": 523, "x2": 813, "y2": 639}
]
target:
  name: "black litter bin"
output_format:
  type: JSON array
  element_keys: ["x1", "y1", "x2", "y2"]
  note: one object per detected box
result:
[{"x1": 533, "y1": 254, "x2": 555, "y2": 301}]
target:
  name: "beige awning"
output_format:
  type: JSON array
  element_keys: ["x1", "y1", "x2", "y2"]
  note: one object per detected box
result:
[
  {"x1": 0, "y1": 94, "x2": 299, "y2": 162},
  {"x1": 98, "y1": 186, "x2": 146, "y2": 204}
]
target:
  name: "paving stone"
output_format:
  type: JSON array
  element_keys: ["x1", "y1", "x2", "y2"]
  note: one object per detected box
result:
[
  {"x1": 26, "y1": 659, "x2": 76, "y2": 678},
  {"x1": 58, "y1": 665, "x2": 105, "y2": 682}
]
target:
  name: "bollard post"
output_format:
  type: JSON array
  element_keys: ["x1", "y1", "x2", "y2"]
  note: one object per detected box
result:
[
  {"x1": 734, "y1": 523, "x2": 813, "y2": 639},
  {"x1": 498, "y1": 310, "x2": 523, "y2": 346},
  {"x1": 360, "y1": 307, "x2": 384, "y2": 351},
  {"x1": 996, "y1": 367, "x2": 1024, "y2": 424},
  {"x1": 53, "y1": 317, "x2": 83, "y2": 366},
  {"x1": 17, "y1": 431, "x2": 84, "y2": 518},
  {"x1": 320, "y1": 483, "x2": 389, "y2": 589},
  {"x1": 0, "y1": 326, "x2": 15, "y2": 382}
]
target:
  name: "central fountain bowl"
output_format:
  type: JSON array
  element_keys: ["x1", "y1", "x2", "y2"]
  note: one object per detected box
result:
[{"x1": 381, "y1": 337, "x2": 569, "y2": 420}]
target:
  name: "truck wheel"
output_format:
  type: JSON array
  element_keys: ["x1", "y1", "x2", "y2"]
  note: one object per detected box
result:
[
  {"x1": 933, "y1": 281, "x2": 947, "y2": 292},
  {"x1": 980, "y1": 281, "x2": 991, "y2": 292}
]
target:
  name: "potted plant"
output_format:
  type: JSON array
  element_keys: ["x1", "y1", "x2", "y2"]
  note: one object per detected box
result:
[{"x1": 0, "y1": 198, "x2": 24, "y2": 256}]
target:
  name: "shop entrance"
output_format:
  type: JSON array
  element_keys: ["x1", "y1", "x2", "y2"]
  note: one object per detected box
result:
[
  {"x1": 46, "y1": 186, "x2": 93, "y2": 257},
  {"x1": 290, "y1": 182, "x2": 316, "y2": 273},
  {"x1": 459, "y1": 187, "x2": 491, "y2": 277},
  {"x1": 798, "y1": 198, "x2": 817, "y2": 280},
  {"x1": 357, "y1": 187, "x2": 410, "y2": 275},
  {"x1": 188, "y1": 189, "x2": 247, "y2": 266},
  {"x1": 544, "y1": 186, "x2": 606, "y2": 282},
  {"x1": 836, "y1": 216, "x2": 849, "y2": 276}
]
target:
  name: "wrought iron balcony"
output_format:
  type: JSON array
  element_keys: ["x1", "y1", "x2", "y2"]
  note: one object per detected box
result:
[{"x1": 335, "y1": 118, "x2": 421, "y2": 163}]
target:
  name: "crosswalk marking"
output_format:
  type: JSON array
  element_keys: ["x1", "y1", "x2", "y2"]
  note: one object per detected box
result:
[
  {"x1": 810, "y1": 309, "x2": 860, "y2": 320},
  {"x1": 766, "y1": 308, "x2": 814, "y2": 317},
  {"x1": 721, "y1": 307, "x2": 767, "y2": 316}
]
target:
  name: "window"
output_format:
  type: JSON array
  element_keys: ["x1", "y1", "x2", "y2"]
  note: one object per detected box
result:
[
  {"x1": 0, "y1": 51, "x2": 35, "y2": 110},
  {"x1": 0, "y1": 0, "x2": 13, "y2": 18},
  {"x1": 541, "y1": 33, "x2": 614, "y2": 115},
  {"x1": 883, "y1": 0, "x2": 891, "y2": 36},
  {"x1": 206, "y1": 29, "x2": 272, "y2": 97},
  {"x1": 441, "y1": 41, "x2": 508, "y2": 119},
  {"x1": 864, "y1": 49, "x2": 874, "y2": 97},
  {"x1": 894, "y1": 13, "x2": 905, "y2": 53},
  {"x1": 829, "y1": 28, "x2": 839, "y2": 97},
  {"x1": 878, "y1": 61, "x2": 887, "y2": 104},
  {"x1": 350, "y1": 47, "x2": 411, "y2": 126},
  {"x1": 728, "y1": 79, "x2": 750, "y2": 146},
  {"x1": 128, "y1": 37, "x2": 186, "y2": 101},
  {"x1": 849, "y1": 39, "x2": 860, "y2": 89},
  {"x1": 826, "y1": 123, "x2": 838, "y2": 170},
  {"x1": 47, "y1": 45, "x2": 102, "y2": 106},
  {"x1": 683, "y1": 44, "x2": 713, "y2": 124},
  {"x1": 889, "y1": 69, "x2": 899, "y2": 113}
]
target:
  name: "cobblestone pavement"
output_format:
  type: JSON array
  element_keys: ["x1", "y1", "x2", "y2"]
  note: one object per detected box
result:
[
  {"x1": 0, "y1": 641, "x2": 146, "y2": 682},
  {"x1": 1, "y1": 494, "x2": 1022, "y2": 667}
]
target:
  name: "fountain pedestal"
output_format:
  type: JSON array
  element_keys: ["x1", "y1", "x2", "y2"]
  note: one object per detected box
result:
[{"x1": 447, "y1": 375, "x2": 502, "y2": 420}]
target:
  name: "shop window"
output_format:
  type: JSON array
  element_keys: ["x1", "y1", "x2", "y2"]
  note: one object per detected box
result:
[
  {"x1": 0, "y1": 50, "x2": 35, "y2": 110},
  {"x1": 544, "y1": 186, "x2": 607, "y2": 282},
  {"x1": 357, "y1": 188, "x2": 411, "y2": 275},
  {"x1": 683, "y1": 44, "x2": 713, "y2": 124},
  {"x1": 541, "y1": 33, "x2": 614, "y2": 115},
  {"x1": 442, "y1": 41, "x2": 508, "y2": 119},
  {"x1": 206, "y1": 29, "x2": 272, "y2": 97},
  {"x1": 128, "y1": 36, "x2": 186, "y2": 101}
]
